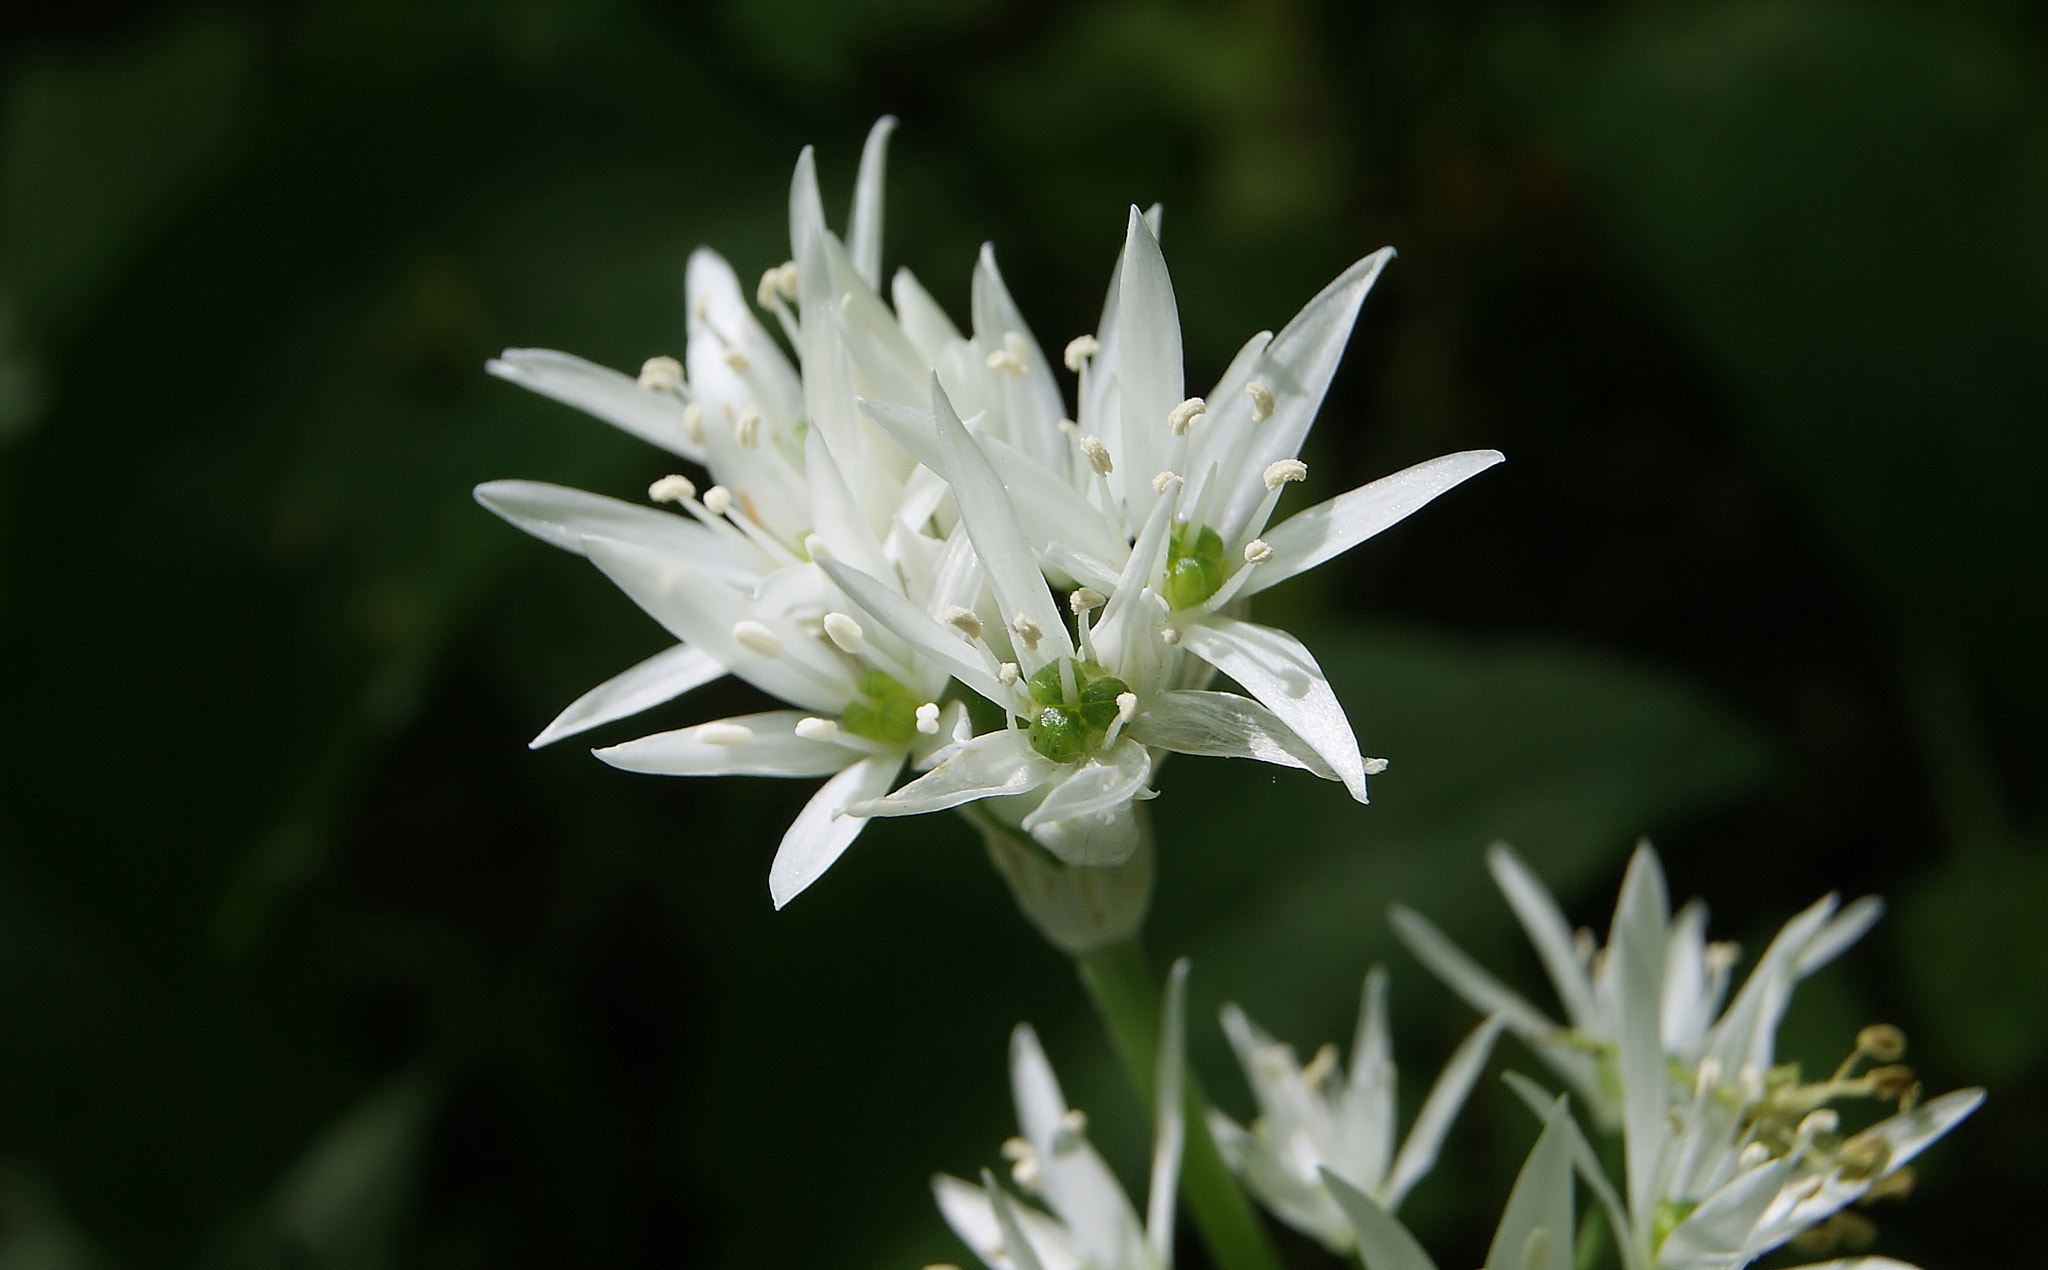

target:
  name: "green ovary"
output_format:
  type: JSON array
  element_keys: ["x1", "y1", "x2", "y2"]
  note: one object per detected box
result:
[
  {"x1": 1162, "y1": 521, "x2": 1226, "y2": 610},
  {"x1": 1024, "y1": 659, "x2": 1131, "y2": 762},
  {"x1": 840, "y1": 669, "x2": 921, "y2": 746}
]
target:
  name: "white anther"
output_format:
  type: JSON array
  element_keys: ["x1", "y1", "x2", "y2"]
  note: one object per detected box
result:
[
  {"x1": 794, "y1": 717, "x2": 840, "y2": 742},
  {"x1": 1168, "y1": 397, "x2": 1207, "y2": 435},
  {"x1": 1063, "y1": 334, "x2": 1100, "y2": 371},
  {"x1": 942, "y1": 606, "x2": 984, "y2": 639},
  {"x1": 702, "y1": 485, "x2": 734, "y2": 516},
  {"x1": 1079, "y1": 435, "x2": 1113, "y2": 476},
  {"x1": 696, "y1": 722, "x2": 754, "y2": 747},
  {"x1": 682, "y1": 401, "x2": 705, "y2": 444},
  {"x1": 1363, "y1": 757, "x2": 1389, "y2": 775},
  {"x1": 1243, "y1": 538, "x2": 1274, "y2": 564},
  {"x1": 1004, "y1": 331, "x2": 1032, "y2": 367},
  {"x1": 1737, "y1": 1142, "x2": 1772, "y2": 1168},
  {"x1": 1246, "y1": 377, "x2": 1275, "y2": 422},
  {"x1": 722, "y1": 347, "x2": 749, "y2": 372},
  {"x1": 1799, "y1": 1110, "x2": 1840, "y2": 1136},
  {"x1": 756, "y1": 268, "x2": 781, "y2": 309},
  {"x1": 734, "y1": 406, "x2": 761, "y2": 448},
  {"x1": 1000, "y1": 1136, "x2": 1032, "y2": 1161},
  {"x1": 638, "y1": 355, "x2": 684, "y2": 393},
  {"x1": 648, "y1": 474, "x2": 696, "y2": 504},
  {"x1": 985, "y1": 345, "x2": 1027, "y2": 376},
  {"x1": 1059, "y1": 1108, "x2": 1088, "y2": 1136},
  {"x1": 1057, "y1": 418, "x2": 1081, "y2": 438},
  {"x1": 1264, "y1": 458, "x2": 1308, "y2": 491},
  {"x1": 915, "y1": 702, "x2": 941, "y2": 735},
  {"x1": 776, "y1": 261, "x2": 800, "y2": 300},
  {"x1": 802, "y1": 534, "x2": 832, "y2": 562},
  {"x1": 732, "y1": 620, "x2": 783, "y2": 657},
  {"x1": 1160, "y1": 627, "x2": 1179, "y2": 645},
  {"x1": 1705, "y1": 940, "x2": 1742, "y2": 973},
  {"x1": 1115, "y1": 691, "x2": 1137, "y2": 724},
  {"x1": 822, "y1": 612, "x2": 866, "y2": 654},
  {"x1": 997, "y1": 662, "x2": 1021, "y2": 686},
  {"x1": 1069, "y1": 588, "x2": 1106, "y2": 615},
  {"x1": 1151, "y1": 470, "x2": 1181, "y2": 494},
  {"x1": 1011, "y1": 614, "x2": 1043, "y2": 651}
]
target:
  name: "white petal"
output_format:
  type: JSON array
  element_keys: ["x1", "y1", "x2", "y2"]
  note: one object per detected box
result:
[
  {"x1": 1178, "y1": 616, "x2": 1364, "y2": 800},
  {"x1": 851, "y1": 729, "x2": 1056, "y2": 817},
  {"x1": 1010, "y1": 1028, "x2": 1149, "y2": 1270},
  {"x1": 1703, "y1": 891, "x2": 1844, "y2": 1078},
  {"x1": 930, "y1": 376, "x2": 1072, "y2": 666},
  {"x1": 1487, "y1": 843, "x2": 1601, "y2": 1033},
  {"x1": 1342, "y1": 966, "x2": 1395, "y2": 1192},
  {"x1": 486, "y1": 349, "x2": 705, "y2": 462},
  {"x1": 769, "y1": 752, "x2": 904, "y2": 908},
  {"x1": 474, "y1": 480, "x2": 761, "y2": 583},
  {"x1": 973, "y1": 244, "x2": 1070, "y2": 470},
  {"x1": 1500, "y1": 1072, "x2": 1643, "y2": 1270},
  {"x1": 1480, "y1": 1096, "x2": 1574, "y2": 1270},
  {"x1": 685, "y1": 248, "x2": 804, "y2": 426},
  {"x1": 1793, "y1": 894, "x2": 1883, "y2": 976},
  {"x1": 847, "y1": 117, "x2": 896, "y2": 289},
  {"x1": 1610, "y1": 844, "x2": 1671, "y2": 1224},
  {"x1": 594, "y1": 710, "x2": 849, "y2": 777},
  {"x1": 983, "y1": 1173, "x2": 1052, "y2": 1270},
  {"x1": 1101, "y1": 207, "x2": 1183, "y2": 527},
  {"x1": 1245, "y1": 451, "x2": 1505, "y2": 594},
  {"x1": 582, "y1": 538, "x2": 853, "y2": 713},
  {"x1": 1022, "y1": 742, "x2": 1152, "y2": 833},
  {"x1": 1127, "y1": 690, "x2": 1337, "y2": 778},
  {"x1": 893, "y1": 267, "x2": 964, "y2": 363},
  {"x1": 933, "y1": 1174, "x2": 1079, "y2": 1270},
  {"x1": 530, "y1": 643, "x2": 724, "y2": 748},
  {"x1": 815, "y1": 559, "x2": 1006, "y2": 704},
  {"x1": 1147, "y1": 959, "x2": 1190, "y2": 1270},
  {"x1": 803, "y1": 426, "x2": 892, "y2": 581},
  {"x1": 1383, "y1": 1015, "x2": 1503, "y2": 1207},
  {"x1": 1663, "y1": 899, "x2": 1713, "y2": 1057},
  {"x1": 1320, "y1": 1169, "x2": 1439, "y2": 1270}
]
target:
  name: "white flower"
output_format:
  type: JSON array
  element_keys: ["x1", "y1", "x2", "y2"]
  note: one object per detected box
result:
[
  {"x1": 1206, "y1": 968, "x2": 1504, "y2": 1251},
  {"x1": 1390, "y1": 842, "x2": 1883, "y2": 1130},
  {"x1": 935, "y1": 962, "x2": 1189, "y2": 1270}
]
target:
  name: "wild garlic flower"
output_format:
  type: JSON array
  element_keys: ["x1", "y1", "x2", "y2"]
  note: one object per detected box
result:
[
  {"x1": 935, "y1": 962, "x2": 1189, "y2": 1270},
  {"x1": 1390, "y1": 843, "x2": 1883, "y2": 1130},
  {"x1": 1326, "y1": 1093, "x2": 1581, "y2": 1270},
  {"x1": 1207, "y1": 967, "x2": 1504, "y2": 1251}
]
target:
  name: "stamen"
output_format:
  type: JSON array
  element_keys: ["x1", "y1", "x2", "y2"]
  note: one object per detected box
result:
[
  {"x1": 648, "y1": 474, "x2": 696, "y2": 504},
  {"x1": 1063, "y1": 334, "x2": 1100, "y2": 371},
  {"x1": 732, "y1": 620, "x2": 783, "y2": 657},
  {"x1": 794, "y1": 717, "x2": 840, "y2": 742},
  {"x1": 1059, "y1": 1108, "x2": 1087, "y2": 1135},
  {"x1": 735, "y1": 406, "x2": 762, "y2": 448},
  {"x1": 722, "y1": 347, "x2": 750, "y2": 372},
  {"x1": 1151, "y1": 470, "x2": 1181, "y2": 494},
  {"x1": 756, "y1": 268, "x2": 781, "y2": 310},
  {"x1": 702, "y1": 485, "x2": 734, "y2": 516},
  {"x1": 1704, "y1": 941, "x2": 1742, "y2": 974},
  {"x1": 822, "y1": 612, "x2": 866, "y2": 655},
  {"x1": 1168, "y1": 397, "x2": 1207, "y2": 436},
  {"x1": 803, "y1": 534, "x2": 832, "y2": 563},
  {"x1": 996, "y1": 662, "x2": 1021, "y2": 686},
  {"x1": 1243, "y1": 538, "x2": 1274, "y2": 564},
  {"x1": 1159, "y1": 627, "x2": 1179, "y2": 645},
  {"x1": 985, "y1": 343, "x2": 1027, "y2": 377},
  {"x1": 1857, "y1": 1024, "x2": 1907, "y2": 1063},
  {"x1": 1057, "y1": 418, "x2": 1081, "y2": 439},
  {"x1": 696, "y1": 722, "x2": 753, "y2": 747},
  {"x1": 1102, "y1": 690, "x2": 1140, "y2": 748},
  {"x1": 1363, "y1": 757, "x2": 1389, "y2": 775},
  {"x1": 1011, "y1": 615, "x2": 1043, "y2": 651},
  {"x1": 776, "y1": 261, "x2": 800, "y2": 300},
  {"x1": 1004, "y1": 331, "x2": 1032, "y2": 367},
  {"x1": 942, "y1": 606, "x2": 984, "y2": 639},
  {"x1": 1079, "y1": 435, "x2": 1114, "y2": 476},
  {"x1": 1264, "y1": 458, "x2": 1308, "y2": 490},
  {"x1": 1301, "y1": 1042, "x2": 1340, "y2": 1088},
  {"x1": 1246, "y1": 377, "x2": 1275, "y2": 423},
  {"x1": 1069, "y1": 588, "x2": 1106, "y2": 615},
  {"x1": 682, "y1": 401, "x2": 706, "y2": 444},
  {"x1": 638, "y1": 355, "x2": 685, "y2": 393},
  {"x1": 915, "y1": 702, "x2": 941, "y2": 735},
  {"x1": 1798, "y1": 1109, "x2": 1840, "y2": 1137}
]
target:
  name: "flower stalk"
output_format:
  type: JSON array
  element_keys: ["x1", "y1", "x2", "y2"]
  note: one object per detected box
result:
[{"x1": 1078, "y1": 937, "x2": 1283, "y2": 1270}]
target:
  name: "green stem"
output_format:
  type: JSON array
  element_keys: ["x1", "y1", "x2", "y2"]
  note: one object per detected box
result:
[{"x1": 1077, "y1": 938, "x2": 1283, "y2": 1270}]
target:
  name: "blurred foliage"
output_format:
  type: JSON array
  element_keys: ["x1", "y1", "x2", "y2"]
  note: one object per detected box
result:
[{"x1": 0, "y1": 1, "x2": 2040, "y2": 1269}]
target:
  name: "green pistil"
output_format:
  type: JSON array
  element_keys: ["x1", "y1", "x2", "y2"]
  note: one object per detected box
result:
[
  {"x1": 840, "y1": 668, "x2": 920, "y2": 746},
  {"x1": 1163, "y1": 521, "x2": 1226, "y2": 610},
  {"x1": 1024, "y1": 659, "x2": 1131, "y2": 762}
]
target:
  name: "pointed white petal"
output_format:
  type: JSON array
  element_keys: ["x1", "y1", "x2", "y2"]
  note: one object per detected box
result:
[
  {"x1": 848, "y1": 117, "x2": 896, "y2": 289},
  {"x1": 933, "y1": 1174, "x2": 1080, "y2": 1270},
  {"x1": 893, "y1": 267, "x2": 964, "y2": 363},
  {"x1": 1147, "y1": 959, "x2": 1189, "y2": 1270},
  {"x1": 1388, "y1": 906, "x2": 1575, "y2": 1052},
  {"x1": 594, "y1": 710, "x2": 850, "y2": 777},
  {"x1": 816, "y1": 559, "x2": 1006, "y2": 704},
  {"x1": 1021, "y1": 743, "x2": 1151, "y2": 866},
  {"x1": 1488, "y1": 843, "x2": 1602, "y2": 1033},
  {"x1": 685, "y1": 248, "x2": 805, "y2": 425},
  {"x1": 1481, "y1": 1097, "x2": 1574, "y2": 1270},
  {"x1": 1320, "y1": 1169, "x2": 1439, "y2": 1270},
  {"x1": 804, "y1": 426, "x2": 892, "y2": 581},
  {"x1": 973, "y1": 244, "x2": 1068, "y2": 466},
  {"x1": 1125, "y1": 690, "x2": 1337, "y2": 778},
  {"x1": 769, "y1": 752, "x2": 904, "y2": 908},
  {"x1": 1500, "y1": 1072, "x2": 1643, "y2": 1270},
  {"x1": 530, "y1": 643, "x2": 724, "y2": 748},
  {"x1": 1103, "y1": 207, "x2": 1183, "y2": 526},
  {"x1": 1610, "y1": 845, "x2": 1671, "y2": 1226},
  {"x1": 930, "y1": 376, "x2": 1072, "y2": 666},
  {"x1": 1703, "y1": 891, "x2": 1844, "y2": 1077},
  {"x1": 1663, "y1": 899, "x2": 1713, "y2": 1057},
  {"x1": 1384, "y1": 1015, "x2": 1503, "y2": 1207},
  {"x1": 582, "y1": 538, "x2": 853, "y2": 713},
  {"x1": 1009, "y1": 1028, "x2": 1149, "y2": 1270},
  {"x1": 983, "y1": 1172, "x2": 1052, "y2": 1270},
  {"x1": 1246, "y1": 450, "x2": 1505, "y2": 594},
  {"x1": 1794, "y1": 894, "x2": 1883, "y2": 976},
  {"x1": 474, "y1": 480, "x2": 759, "y2": 584},
  {"x1": 487, "y1": 349, "x2": 706, "y2": 462},
  {"x1": 1338, "y1": 966, "x2": 1396, "y2": 1193},
  {"x1": 852, "y1": 729, "x2": 1056, "y2": 817},
  {"x1": 1178, "y1": 616, "x2": 1364, "y2": 800},
  {"x1": 1661, "y1": 1156, "x2": 1790, "y2": 1265}
]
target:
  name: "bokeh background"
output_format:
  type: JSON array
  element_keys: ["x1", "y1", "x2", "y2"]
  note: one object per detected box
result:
[{"x1": 1, "y1": 0, "x2": 2043, "y2": 1267}]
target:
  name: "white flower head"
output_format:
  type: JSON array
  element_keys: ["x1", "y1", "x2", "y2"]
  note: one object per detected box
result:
[
  {"x1": 1208, "y1": 968, "x2": 1504, "y2": 1251},
  {"x1": 936, "y1": 961, "x2": 1190, "y2": 1270}
]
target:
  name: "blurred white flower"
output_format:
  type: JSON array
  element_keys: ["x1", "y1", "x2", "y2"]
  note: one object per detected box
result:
[
  {"x1": 935, "y1": 962, "x2": 1189, "y2": 1270},
  {"x1": 1207, "y1": 967, "x2": 1504, "y2": 1251}
]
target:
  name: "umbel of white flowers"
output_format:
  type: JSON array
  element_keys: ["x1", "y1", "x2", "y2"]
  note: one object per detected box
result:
[
  {"x1": 1380, "y1": 843, "x2": 1980, "y2": 1270},
  {"x1": 474, "y1": 117, "x2": 1501, "y2": 908}
]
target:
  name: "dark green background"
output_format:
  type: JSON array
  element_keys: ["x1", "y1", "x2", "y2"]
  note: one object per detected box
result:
[{"x1": 0, "y1": 1, "x2": 2041, "y2": 1267}]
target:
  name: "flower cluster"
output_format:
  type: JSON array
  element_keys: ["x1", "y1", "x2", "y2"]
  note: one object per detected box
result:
[{"x1": 477, "y1": 118, "x2": 1501, "y2": 906}]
